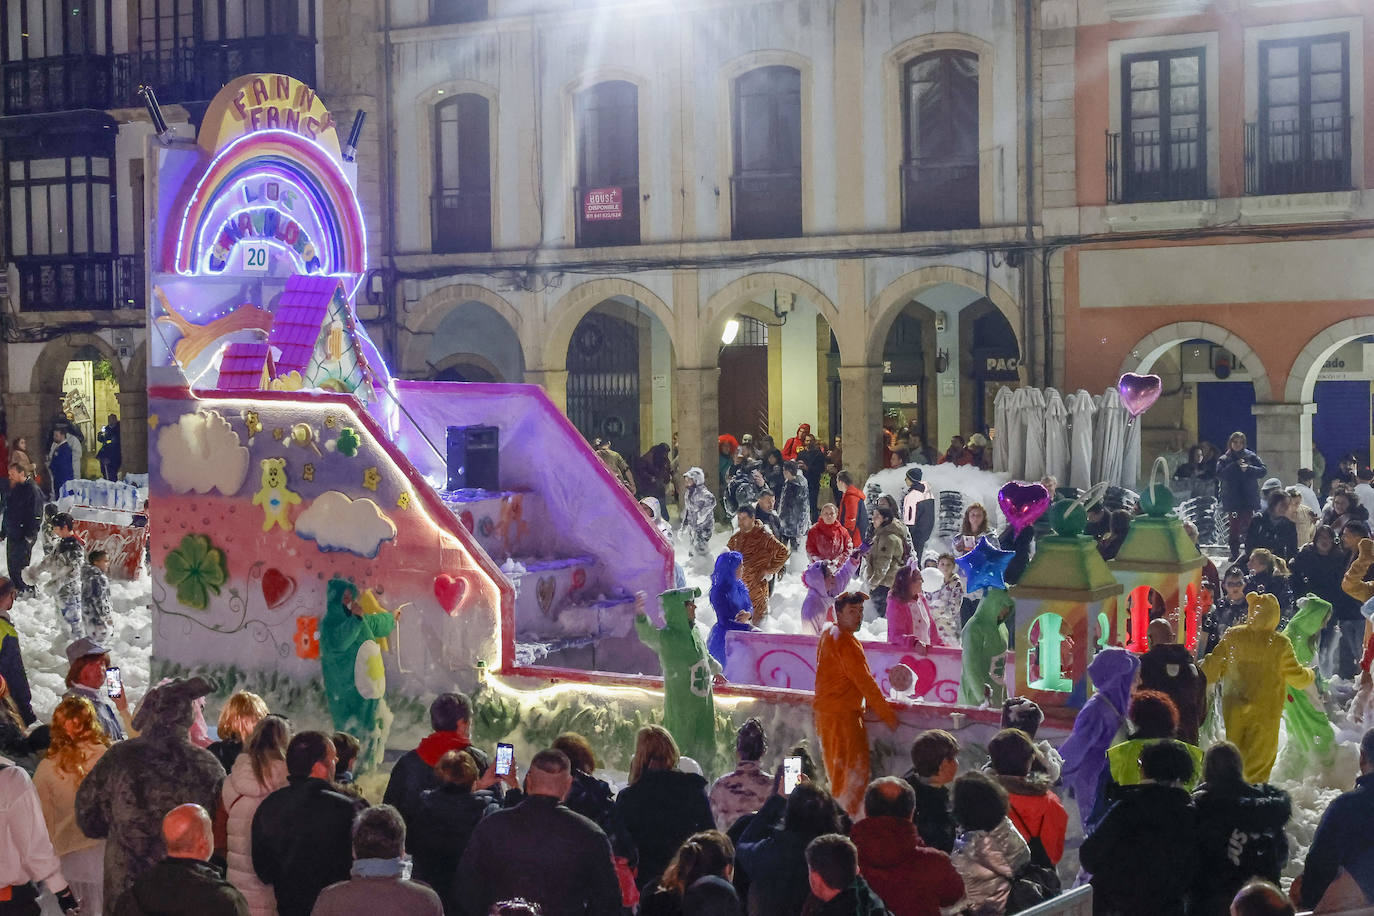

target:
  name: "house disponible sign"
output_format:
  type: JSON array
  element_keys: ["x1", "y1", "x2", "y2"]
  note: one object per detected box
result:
[{"x1": 583, "y1": 187, "x2": 624, "y2": 221}]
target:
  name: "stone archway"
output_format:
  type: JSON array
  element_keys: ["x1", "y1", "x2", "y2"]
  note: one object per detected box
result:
[
  {"x1": 1119, "y1": 321, "x2": 1273, "y2": 402},
  {"x1": 866, "y1": 265, "x2": 1022, "y2": 368},
  {"x1": 701, "y1": 271, "x2": 841, "y2": 361},
  {"x1": 401, "y1": 283, "x2": 525, "y2": 379},
  {"x1": 1284, "y1": 316, "x2": 1374, "y2": 403},
  {"x1": 544, "y1": 277, "x2": 676, "y2": 370}
]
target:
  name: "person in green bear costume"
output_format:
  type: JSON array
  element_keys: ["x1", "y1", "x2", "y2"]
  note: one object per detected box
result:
[
  {"x1": 1280, "y1": 593, "x2": 1336, "y2": 764},
  {"x1": 634, "y1": 586, "x2": 720, "y2": 770},
  {"x1": 960, "y1": 587, "x2": 1014, "y2": 706},
  {"x1": 320, "y1": 576, "x2": 397, "y2": 771}
]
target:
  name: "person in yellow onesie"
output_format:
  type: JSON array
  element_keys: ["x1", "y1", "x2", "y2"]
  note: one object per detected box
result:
[
  {"x1": 1199, "y1": 592, "x2": 1315, "y2": 782},
  {"x1": 814, "y1": 590, "x2": 899, "y2": 816}
]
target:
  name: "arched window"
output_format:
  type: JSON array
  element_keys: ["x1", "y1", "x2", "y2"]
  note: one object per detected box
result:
[
  {"x1": 433, "y1": 93, "x2": 492, "y2": 253},
  {"x1": 575, "y1": 80, "x2": 640, "y2": 248},
  {"x1": 732, "y1": 65, "x2": 802, "y2": 240},
  {"x1": 902, "y1": 50, "x2": 979, "y2": 230}
]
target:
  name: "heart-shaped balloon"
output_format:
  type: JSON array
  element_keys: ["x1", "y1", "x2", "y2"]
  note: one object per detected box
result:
[
  {"x1": 998, "y1": 482, "x2": 1051, "y2": 534},
  {"x1": 262, "y1": 568, "x2": 296, "y2": 609},
  {"x1": 434, "y1": 574, "x2": 468, "y2": 615},
  {"x1": 1118, "y1": 372, "x2": 1163, "y2": 418}
]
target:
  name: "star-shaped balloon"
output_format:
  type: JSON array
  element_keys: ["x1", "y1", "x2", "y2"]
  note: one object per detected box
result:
[{"x1": 955, "y1": 535, "x2": 1015, "y2": 593}]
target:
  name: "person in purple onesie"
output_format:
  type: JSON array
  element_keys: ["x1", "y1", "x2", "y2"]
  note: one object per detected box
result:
[{"x1": 1057, "y1": 648, "x2": 1141, "y2": 832}]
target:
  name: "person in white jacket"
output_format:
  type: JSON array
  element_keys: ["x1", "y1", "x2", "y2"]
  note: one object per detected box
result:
[
  {"x1": 222, "y1": 714, "x2": 291, "y2": 916},
  {"x1": 0, "y1": 753, "x2": 83, "y2": 914}
]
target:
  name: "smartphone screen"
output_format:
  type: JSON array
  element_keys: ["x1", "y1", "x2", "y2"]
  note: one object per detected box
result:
[
  {"x1": 783, "y1": 756, "x2": 802, "y2": 795},
  {"x1": 105, "y1": 666, "x2": 123, "y2": 699},
  {"x1": 495, "y1": 742, "x2": 514, "y2": 776}
]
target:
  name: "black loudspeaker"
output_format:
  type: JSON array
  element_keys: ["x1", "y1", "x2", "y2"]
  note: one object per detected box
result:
[{"x1": 446, "y1": 425, "x2": 500, "y2": 491}]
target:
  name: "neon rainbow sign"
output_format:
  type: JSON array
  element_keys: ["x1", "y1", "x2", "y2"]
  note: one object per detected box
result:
[{"x1": 171, "y1": 129, "x2": 367, "y2": 295}]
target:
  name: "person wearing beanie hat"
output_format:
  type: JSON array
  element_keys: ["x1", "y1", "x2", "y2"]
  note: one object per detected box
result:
[
  {"x1": 1280, "y1": 594, "x2": 1337, "y2": 764},
  {"x1": 634, "y1": 588, "x2": 719, "y2": 770},
  {"x1": 680, "y1": 467, "x2": 717, "y2": 558},
  {"x1": 902, "y1": 468, "x2": 935, "y2": 560}
]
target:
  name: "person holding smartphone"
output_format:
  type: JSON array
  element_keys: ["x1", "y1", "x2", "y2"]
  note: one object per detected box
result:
[{"x1": 61, "y1": 637, "x2": 132, "y2": 742}]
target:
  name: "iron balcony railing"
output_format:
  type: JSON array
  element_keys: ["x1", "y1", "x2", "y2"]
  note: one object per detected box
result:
[
  {"x1": 730, "y1": 170, "x2": 803, "y2": 240},
  {"x1": 13, "y1": 254, "x2": 143, "y2": 312},
  {"x1": 901, "y1": 158, "x2": 979, "y2": 231},
  {"x1": 431, "y1": 190, "x2": 493, "y2": 253},
  {"x1": 573, "y1": 183, "x2": 641, "y2": 248},
  {"x1": 1106, "y1": 127, "x2": 1207, "y2": 203},
  {"x1": 1244, "y1": 116, "x2": 1353, "y2": 196},
  {"x1": 2, "y1": 55, "x2": 114, "y2": 115}
]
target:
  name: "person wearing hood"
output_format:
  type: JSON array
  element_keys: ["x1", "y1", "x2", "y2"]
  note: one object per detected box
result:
[
  {"x1": 1080, "y1": 740, "x2": 1199, "y2": 916},
  {"x1": 958, "y1": 589, "x2": 1013, "y2": 707},
  {"x1": 75, "y1": 676, "x2": 227, "y2": 906},
  {"x1": 948, "y1": 772, "x2": 1031, "y2": 916},
  {"x1": 680, "y1": 467, "x2": 718, "y2": 558},
  {"x1": 802, "y1": 834, "x2": 892, "y2": 916},
  {"x1": 221, "y1": 714, "x2": 290, "y2": 916},
  {"x1": 782, "y1": 423, "x2": 811, "y2": 462},
  {"x1": 778, "y1": 460, "x2": 811, "y2": 554},
  {"x1": 901, "y1": 469, "x2": 935, "y2": 560},
  {"x1": 383, "y1": 693, "x2": 490, "y2": 832},
  {"x1": 807, "y1": 504, "x2": 854, "y2": 565},
  {"x1": 636, "y1": 588, "x2": 721, "y2": 769},
  {"x1": 850, "y1": 778, "x2": 964, "y2": 916},
  {"x1": 1279, "y1": 594, "x2": 1337, "y2": 764},
  {"x1": 985, "y1": 729, "x2": 1067, "y2": 868},
  {"x1": 814, "y1": 592, "x2": 899, "y2": 816},
  {"x1": 635, "y1": 443, "x2": 673, "y2": 510},
  {"x1": 1058, "y1": 648, "x2": 1140, "y2": 831},
  {"x1": 706, "y1": 551, "x2": 754, "y2": 666},
  {"x1": 801, "y1": 554, "x2": 862, "y2": 636},
  {"x1": 1137, "y1": 618, "x2": 1209, "y2": 744},
  {"x1": 727, "y1": 506, "x2": 789, "y2": 625},
  {"x1": 641, "y1": 497, "x2": 687, "y2": 589},
  {"x1": 319, "y1": 577, "x2": 396, "y2": 772},
  {"x1": 1200, "y1": 593, "x2": 1315, "y2": 782},
  {"x1": 1189, "y1": 741, "x2": 1292, "y2": 916}
]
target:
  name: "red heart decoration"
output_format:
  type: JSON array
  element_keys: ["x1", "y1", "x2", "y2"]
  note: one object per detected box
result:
[
  {"x1": 459, "y1": 511, "x2": 475, "y2": 532},
  {"x1": 572, "y1": 568, "x2": 587, "y2": 590},
  {"x1": 900, "y1": 655, "x2": 940, "y2": 697},
  {"x1": 1117, "y1": 372, "x2": 1163, "y2": 418},
  {"x1": 997, "y1": 481, "x2": 1051, "y2": 535},
  {"x1": 434, "y1": 574, "x2": 468, "y2": 615},
  {"x1": 262, "y1": 568, "x2": 296, "y2": 609}
]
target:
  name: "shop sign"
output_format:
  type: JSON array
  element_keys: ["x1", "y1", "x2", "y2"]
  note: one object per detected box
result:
[
  {"x1": 583, "y1": 187, "x2": 623, "y2": 221},
  {"x1": 977, "y1": 352, "x2": 1021, "y2": 381}
]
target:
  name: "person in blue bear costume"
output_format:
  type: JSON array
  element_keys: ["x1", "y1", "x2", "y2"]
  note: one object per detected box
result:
[{"x1": 707, "y1": 551, "x2": 754, "y2": 666}]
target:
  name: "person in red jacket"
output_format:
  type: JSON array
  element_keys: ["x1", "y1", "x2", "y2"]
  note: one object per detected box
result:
[
  {"x1": 806, "y1": 503, "x2": 853, "y2": 564},
  {"x1": 986, "y1": 728, "x2": 1068, "y2": 866},
  {"x1": 851, "y1": 777, "x2": 964, "y2": 916},
  {"x1": 782, "y1": 422, "x2": 811, "y2": 462},
  {"x1": 835, "y1": 471, "x2": 865, "y2": 546}
]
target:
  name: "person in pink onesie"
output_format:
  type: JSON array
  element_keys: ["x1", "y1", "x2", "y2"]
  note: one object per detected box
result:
[{"x1": 800, "y1": 553, "x2": 861, "y2": 635}]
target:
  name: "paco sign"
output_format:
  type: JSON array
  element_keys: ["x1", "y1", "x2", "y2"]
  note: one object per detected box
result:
[{"x1": 583, "y1": 187, "x2": 623, "y2": 221}]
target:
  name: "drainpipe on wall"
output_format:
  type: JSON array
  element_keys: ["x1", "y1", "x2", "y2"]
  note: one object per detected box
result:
[{"x1": 1022, "y1": 0, "x2": 1040, "y2": 387}]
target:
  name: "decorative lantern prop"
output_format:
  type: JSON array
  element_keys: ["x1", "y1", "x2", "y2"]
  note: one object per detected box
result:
[
  {"x1": 1108, "y1": 459, "x2": 1205, "y2": 653},
  {"x1": 1008, "y1": 491, "x2": 1123, "y2": 708}
]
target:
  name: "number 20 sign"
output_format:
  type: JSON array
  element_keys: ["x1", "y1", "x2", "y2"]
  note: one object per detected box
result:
[{"x1": 241, "y1": 242, "x2": 270, "y2": 272}]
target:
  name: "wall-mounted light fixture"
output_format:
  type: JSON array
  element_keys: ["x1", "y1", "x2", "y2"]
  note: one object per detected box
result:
[
  {"x1": 936, "y1": 348, "x2": 950, "y2": 374},
  {"x1": 139, "y1": 86, "x2": 174, "y2": 144},
  {"x1": 721, "y1": 318, "x2": 741, "y2": 346},
  {"x1": 935, "y1": 311, "x2": 948, "y2": 334},
  {"x1": 342, "y1": 109, "x2": 366, "y2": 163},
  {"x1": 773, "y1": 290, "x2": 794, "y2": 321}
]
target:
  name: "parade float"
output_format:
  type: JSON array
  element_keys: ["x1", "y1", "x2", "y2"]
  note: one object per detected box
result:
[{"x1": 147, "y1": 75, "x2": 1042, "y2": 778}]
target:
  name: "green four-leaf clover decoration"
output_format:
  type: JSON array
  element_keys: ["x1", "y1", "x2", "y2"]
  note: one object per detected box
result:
[{"x1": 164, "y1": 534, "x2": 229, "y2": 611}]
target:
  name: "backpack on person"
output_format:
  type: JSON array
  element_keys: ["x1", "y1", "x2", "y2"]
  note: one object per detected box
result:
[{"x1": 1004, "y1": 807, "x2": 1063, "y2": 913}]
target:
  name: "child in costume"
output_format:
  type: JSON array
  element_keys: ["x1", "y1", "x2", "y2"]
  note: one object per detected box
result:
[
  {"x1": 680, "y1": 467, "x2": 716, "y2": 558},
  {"x1": 320, "y1": 576, "x2": 397, "y2": 771},
  {"x1": 1199, "y1": 592, "x2": 1314, "y2": 782},
  {"x1": 887, "y1": 563, "x2": 942, "y2": 649},
  {"x1": 81, "y1": 549, "x2": 115, "y2": 645},
  {"x1": 959, "y1": 588, "x2": 1013, "y2": 706},
  {"x1": 1058, "y1": 648, "x2": 1140, "y2": 830},
  {"x1": 634, "y1": 587, "x2": 719, "y2": 769},
  {"x1": 924, "y1": 553, "x2": 965, "y2": 646},
  {"x1": 706, "y1": 551, "x2": 753, "y2": 665},
  {"x1": 800, "y1": 552, "x2": 861, "y2": 636},
  {"x1": 1280, "y1": 594, "x2": 1337, "y2": 765},
  {"x1": 27, "y1": 512, "x2": 87, "y2": 639}
]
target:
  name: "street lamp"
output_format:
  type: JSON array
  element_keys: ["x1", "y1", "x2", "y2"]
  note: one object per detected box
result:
[{"x1": 721, "y1": 319, "x2": 740, "y2": 346}]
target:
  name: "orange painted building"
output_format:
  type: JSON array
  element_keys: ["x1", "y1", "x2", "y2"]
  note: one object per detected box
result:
[{"x1": 1049, "y1": 0, "x2": 1374, "y2": 487}]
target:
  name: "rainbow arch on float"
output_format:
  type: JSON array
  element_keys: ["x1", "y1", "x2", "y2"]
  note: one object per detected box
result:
[{"x1": 169, "y1": 128, "x2": 366, "y2": 290}]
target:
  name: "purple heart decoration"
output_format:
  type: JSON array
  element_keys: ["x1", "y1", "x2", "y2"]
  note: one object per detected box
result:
[
  {"x1": 1118, "y1": 372, "x2": 1163, "y2": 418},
  {"x1": 998, "y1": 481, "x2": 1051, "y2": 535}
]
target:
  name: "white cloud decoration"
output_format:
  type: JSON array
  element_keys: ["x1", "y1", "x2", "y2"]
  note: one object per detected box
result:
[
  {"x1": 157, "y1": 410, "x2": 251, "y2": 495},
  {"x1": 295, "y1": 491, "x2": 397, "y2": 558}
]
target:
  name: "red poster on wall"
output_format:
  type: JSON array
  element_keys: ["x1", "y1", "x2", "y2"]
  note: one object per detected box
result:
[{"x1": 583, "y1": 187, "x2": 623, "y2": 221}]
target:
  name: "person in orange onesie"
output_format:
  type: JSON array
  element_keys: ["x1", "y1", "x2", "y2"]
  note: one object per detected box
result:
[{"x1": 815, "y1": 591, "x2": 900, "y2": 816}]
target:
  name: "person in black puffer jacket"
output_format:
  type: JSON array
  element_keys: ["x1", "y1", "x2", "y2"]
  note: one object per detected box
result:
[
  {"x1": 1291, "y1": 525, "x2": 1364, "y2": 677},
  {"x1": 1189, "y1": 741, "x2": 1291, "y2": 916},
  {"x1": 615, "y1": 726, "x2": 715, "y2": 891},
  {"x1": 1080, "y1": 740, "x2": 1198, "y2": 916},
  {"x1": 408, "y1": 749, "x2": 500, "y2": 915},
  {"x1": 553, "y1": 733, "x2": 638, "y2": 872}
]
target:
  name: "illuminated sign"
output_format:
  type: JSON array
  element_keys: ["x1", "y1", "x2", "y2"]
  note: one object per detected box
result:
[
  {"x1": 198, "y1": 74, "x2": 342, "y2": 161},
  {"x1": 205, "y1": 177, "x2": 323, "y2": 274}
]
